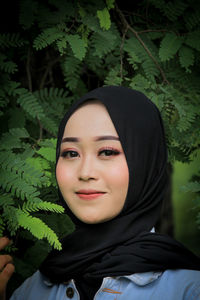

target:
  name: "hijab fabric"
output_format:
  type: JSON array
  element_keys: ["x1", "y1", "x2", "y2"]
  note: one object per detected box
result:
[{"x1": 40, "y1": 86, "x2": 200, "y2": 283}]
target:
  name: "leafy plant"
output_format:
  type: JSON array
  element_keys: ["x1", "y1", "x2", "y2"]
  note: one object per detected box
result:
[{"x1": 0, "y1": 0, "x2": 200, "y2": 295}]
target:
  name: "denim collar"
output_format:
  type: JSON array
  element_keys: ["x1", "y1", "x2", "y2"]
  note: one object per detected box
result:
[
  {"x1": 42, "y1": 270, "x2": 162, "y2": 287},
  {"x1": 118, "y1": 271, "x2": 162, "y2": 286}
]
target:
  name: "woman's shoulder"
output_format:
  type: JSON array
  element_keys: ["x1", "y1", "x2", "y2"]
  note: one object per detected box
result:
[
  {"x1": 156, "y1": 269, "x2": 200, "y2": 299},
  {"x1": 9, "y1": 271, "x2": 57, "y2": 299},
  {"x1": 120, "y1": 269, "x2": 200, "y2": 299},
  {"x1": 161, "y1": 269, "x2": 200, "y2": 284}
]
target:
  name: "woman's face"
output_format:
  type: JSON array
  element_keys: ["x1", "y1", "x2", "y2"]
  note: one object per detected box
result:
[{"x1": 56, "y1": 101, "x2": 129, "y2": 224}]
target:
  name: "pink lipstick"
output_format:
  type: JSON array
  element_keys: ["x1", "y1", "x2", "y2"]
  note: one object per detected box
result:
[{"x1": 76, "y1": 189, "x2": 106, "y2": 200}]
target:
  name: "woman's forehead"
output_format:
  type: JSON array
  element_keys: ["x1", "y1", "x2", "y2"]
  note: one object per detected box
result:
[{"x1": 63, "y1": 100, "x2": 119, "y2": 137}]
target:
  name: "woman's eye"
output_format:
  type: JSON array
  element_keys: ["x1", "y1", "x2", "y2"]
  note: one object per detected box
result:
[
  {"x1": 99, "y1": 149, "x2": 120, "y2": 156},
  {"x1": 61, "y1": 150, "x2": 79, "y2": 158}
]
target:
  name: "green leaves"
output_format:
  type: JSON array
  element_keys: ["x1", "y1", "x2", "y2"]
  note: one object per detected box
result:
[
  {"x1": 97, "y1": 8, "x2": 111, "y2": 30},
  {"x1": 179, "y1": 46, "x2": 194, "y2": 72},
  {"x1": 66, "y1": 34, "x2": 87, "y2": 61},
  {"x1": 159, "y1": 33, "x2": 183, "y2": 61},
  {"x1": 0, "y1": 0, "x2": 200, "y2": 286}
]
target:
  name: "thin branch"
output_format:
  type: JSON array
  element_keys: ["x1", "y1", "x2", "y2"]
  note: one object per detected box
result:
[
  {"x1": 116, "y1": 5, "x2": 170, "y2": 84},
  {"x1": 39, "y1": 56, "x2": 61, "y2": 90},
  {"x1": 137, "y1": 29, "x2": 172, "y2": 34}
]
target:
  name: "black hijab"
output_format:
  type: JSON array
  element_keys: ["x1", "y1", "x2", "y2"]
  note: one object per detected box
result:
[{"x1": 40, "y1": 86, "x2": 200, "y2": 283}]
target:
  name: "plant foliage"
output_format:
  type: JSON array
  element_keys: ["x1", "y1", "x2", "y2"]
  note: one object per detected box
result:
[{"x1": 0, "y1": 0, "x2": 200, "y2": 294}]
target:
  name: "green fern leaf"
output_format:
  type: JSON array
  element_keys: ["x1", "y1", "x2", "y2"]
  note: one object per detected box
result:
[
  {"x1": 185, "y1": 30, "x2": 200, "y2": 51},
  {"x1": 62, "y1": 55, "x2": 82, "y2": 91},
  {"x1": 22, "y1": 201, "x2": 64, "y2": 213},
  {"x1": 150, "y1": 0, "x2": 188, "y2": 21},
  {"x1": 0, "y1": 168, "x2": 40, "y2": 201},
  {"x1": 180, "y1": 181, "x2": 200, "y2": 193},
  {"x1": 36, "y1": 147, "x2": 56, "y2": 163},
  {"x1": 129, "y1": 74, "x2": 151, "y2": 93},
  {"x1": 0, "y1": 33, "x2": 25, "y2": 48},
  {"x1": 0, "y1": 128, "x2": 29, "y2": 150},
  {"x1": 16, "y1": 88, "x2": 45, "y2": 119},
  {"x1": 104, "y1": 66, "x2": 122, "y2": 85},
  {"x1": 184, "y1": 10, "x2": 200, "y2": 30},
  {"x1": 91, "y1": 30, "x2": 117, "y2": 58},
  {"x1": 0, "y1": 54, "x2": 18, "y2": 74},
  {"x1": 0, "y1": 193, "x2": 15, "y2": 207},
  {"x1": 97, "y1": 8, "x2": 111, "y2": 30},
  {"x1": 33, "y1": 27, "x2": 63, "y2": 50},
  {"x1": 179, "y1": 46, "x2": 194, "y2": 72},
  {"x1": 106, "y1": 0, "x2": 115, "y2": 9},
  {"x1": 26, "y1": 156, "x2": 50, "y2": 173},
  {"x1": 66, "y1": 34, "x2": 87, "y2": 61},
  {"x1": 124, "y1": 37, "x2": 159, "y2": 79},
  {"x1": 15, "y1": 210, "x2": 62, "y2": 250},
  {"x1": 159, "y1": 33, "x2": 183, "y2": 61}
]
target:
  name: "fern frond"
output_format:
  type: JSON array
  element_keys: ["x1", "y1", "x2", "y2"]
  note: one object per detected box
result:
[
  {"x1": 91, "y1": 30, "x2": 117, "y2": 58},
  {"x1": 34, "y1": 87, "x2": 68, "y2": 103},
  {"x1": 185, "y1": 30, "x2": 200, "y2": 51},
  {"x1": 66, "y1": 34, "x2": 87, "y2": 61},
  {"x1": 159, "y1": 33, "x2": 183, "y2": 61},
  {"x1": 4, "y1": 80, "x2": 21, "y2": 96},
  {"x1": 33, "y1": 27, "x2": 64, "y2": 50},
  {"x1": 180, "y1": 181, "x2": 200, "y2": 193},
  {"x1": 36, "y1": 146, "x2": 56, "y2": 163},
  {"x1": 104, "y1": 66, "x2": 122, "y2": 85},
  {"x1": 179, "y1": 46, "x2": 194, "y2": 72},
  {"x1": 0, "y1": 33, "x2": 25, "y2": 48},
  {"x1": 16, "y1": 88, "x2": 45, "y2": 119},
  {"x1": 129, "y1": 74, "x2": 151, "y2": 93},
  {"x1": 97, "y1": 7, "x2": 111, "y2": 30},
  {"x1": 150, "y1": 0, "x2": 188, "y2": 21},
  {"x1": 0, "y1": 53, "x2": 18, "y2": 74},
  {"x1": 124, "y1": 37, "x2": 159, "y2": 79},
  {"x1": 62, "y1": 54, "x2": 82, "y2": 91},
  {"x1": 15, "y1": 209, "x2": 62, "y2": 250},
  {"x1": 0, "y1": 168, "x2": 40, "y2": 201},
  {"x1": 184, "y1": 9, "x2": 200, "y2": 30},
  {"x1": 0, "y1": 128, "x2": 29, "y2": 150},
  {"x1": 0, "y1": 193, "x2": 15, "y2": 207},
  {"x1": 39, "y1": 115, "x2": 58, "y2": 136},
  {"x1": 82, "y1": 15, "x2": 102, "y2": 33},
  {"x1": 22, "y1": 201, "x2": 64, "y2": 214}
]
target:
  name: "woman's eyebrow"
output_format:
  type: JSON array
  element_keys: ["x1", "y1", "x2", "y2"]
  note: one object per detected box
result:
[{"x1": 61, "y1": 135, "x2": 119, "y2": 143}]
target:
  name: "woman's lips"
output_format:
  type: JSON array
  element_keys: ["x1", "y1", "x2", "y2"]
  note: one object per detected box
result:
[{"x1": 76, "y1": 190, "x2": 106, "y2": 200}]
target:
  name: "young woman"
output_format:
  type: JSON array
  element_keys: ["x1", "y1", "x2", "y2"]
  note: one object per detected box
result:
[{"x1": 1, "y1": 86, "x2": 200, "y2": 299}]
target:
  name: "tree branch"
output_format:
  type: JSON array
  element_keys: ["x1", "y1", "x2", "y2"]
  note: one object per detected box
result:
[
  {"x1": 39, "y1": 56, "x2": 61, "y2": 90},
  {"x1": 116, "y1": 5, "x2": 170, "y2": 84}
]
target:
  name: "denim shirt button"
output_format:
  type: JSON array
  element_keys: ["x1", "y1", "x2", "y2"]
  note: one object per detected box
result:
[{"x1": 66, "y1": 287, "x2": 74, "y2": 298}]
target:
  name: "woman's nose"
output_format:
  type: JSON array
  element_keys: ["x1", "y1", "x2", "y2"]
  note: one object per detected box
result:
[{"x1": 78, "y1": 156, "x2": 97, "y2": 181}]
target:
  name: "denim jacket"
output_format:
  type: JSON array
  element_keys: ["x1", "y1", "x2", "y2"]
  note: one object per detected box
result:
[{"x1": 10, "y1": 269, "x2": 200, "y2": 300}]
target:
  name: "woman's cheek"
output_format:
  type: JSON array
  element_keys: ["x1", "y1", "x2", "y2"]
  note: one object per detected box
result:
[
  {"x1": 108, "y1": 162, "x2": 129, "y2": 185},
  {"x1": 56, "y1": 160, "x2": 67, "y2": 185}
]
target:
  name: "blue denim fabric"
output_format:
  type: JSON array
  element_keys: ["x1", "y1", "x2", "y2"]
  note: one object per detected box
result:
[{"x1": 10, "y1": 269, "x2": 200, "y2": 300}]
